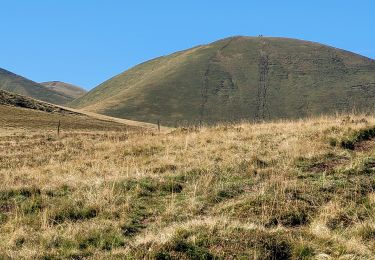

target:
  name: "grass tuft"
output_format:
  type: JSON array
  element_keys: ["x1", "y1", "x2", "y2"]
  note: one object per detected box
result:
[{"x1": 340, "y1": 126, "x2": 375, "y2": 150}]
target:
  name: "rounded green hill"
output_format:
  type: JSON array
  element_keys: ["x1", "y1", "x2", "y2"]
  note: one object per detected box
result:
[{"x1": 71, "y1": 36, "x2": 375, "y2": 125}]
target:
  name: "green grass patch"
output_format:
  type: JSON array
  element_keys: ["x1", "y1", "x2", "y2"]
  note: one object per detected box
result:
[
  {"x1": 78, "y1": 229, "x2": 125, "y2": 251},
  {"x1": 114, "y1": 177, "x2": 184, "y2": 197},
  {"x1": 0, "y1": 187, "x2": 41, "y2": 202},
  {"x1": 295, "y1": 153, "x2": 345, "y2": 173},
  {"x1": 340, "y1": 127, "x2": 375, "y2": 150},
  {"x1": 50, "y1": 205, "x2": 98, "y2": 224}
]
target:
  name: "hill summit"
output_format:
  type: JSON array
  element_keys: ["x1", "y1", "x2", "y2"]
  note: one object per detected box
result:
[{"x1": 71, "y1": 36, "x2": 375, "y2": 125}]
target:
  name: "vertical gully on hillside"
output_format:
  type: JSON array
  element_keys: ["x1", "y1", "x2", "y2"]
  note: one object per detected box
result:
[
  {"x1": 200, "y1": 38, "x2": 236, "y2": 121},
  {"x1": 255, "y1": 39, "x2": 270, "y2": 120}
]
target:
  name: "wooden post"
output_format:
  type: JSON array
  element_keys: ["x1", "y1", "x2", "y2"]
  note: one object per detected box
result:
[
  {"x1": 157, "y1": 120, "x2": 160, "y2": 132},
  {"x1": 57, "y1": 120, "x2": 61, "y2": 138}
]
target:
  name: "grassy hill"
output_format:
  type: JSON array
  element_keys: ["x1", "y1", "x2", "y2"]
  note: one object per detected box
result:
[
  {"x1": 0, "y1": 89, "x2": 155, "y2": 133},
  {"x1": 2, "y1": 114, "x2": 375, "y2": 258},
  {"x1": 71, "y1": 36, "x2": 375, "y2": 126},
  {"x1": 41, "y1": 81, "x2": 87, "y2": 100},
  {"x1": 0, "y1": 68, "x2": 74, "y2": 105}
]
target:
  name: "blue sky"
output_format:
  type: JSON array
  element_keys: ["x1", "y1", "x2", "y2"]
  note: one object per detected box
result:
[{"x1": 0, "y1": 0, "x2": 374, "y2": 90}]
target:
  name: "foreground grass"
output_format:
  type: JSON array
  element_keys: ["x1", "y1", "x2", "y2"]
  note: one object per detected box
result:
[{"x1": 1, "y1": 115, "x2": 375, "y2": 258}]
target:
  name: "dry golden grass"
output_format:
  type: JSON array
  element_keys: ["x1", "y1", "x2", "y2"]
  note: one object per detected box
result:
[
  {"x1": 1, "y1": 114, "x2": 375, "y2": 258},
  {"x1": 0, "y1": 89, "x2": 164, "y2": 133}
]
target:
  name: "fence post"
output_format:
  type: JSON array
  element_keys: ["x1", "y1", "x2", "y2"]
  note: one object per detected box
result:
[
  {"x1": 157, "y1": 120, "x2": 160, "y2": 132},
  {"x1": 57, "y1": 120, "x2": 61, "y2": 138}
]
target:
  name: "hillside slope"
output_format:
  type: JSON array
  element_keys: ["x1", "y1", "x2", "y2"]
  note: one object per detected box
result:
[
  {"x1": 0, "y1": 90, "x2": 155, "y2": 132},
  {"x1": 41, "y1": 81, "x2": 87, "y2": 100},
  {"x1": 71, "y1": 36, "x2": 375, "y2": 126},
  {"x1": 2, "y1": 115, "x2": 375, "y2": 258},
  {"x1": 0, "y1": 68, "x2": 72, "y2": 105}
]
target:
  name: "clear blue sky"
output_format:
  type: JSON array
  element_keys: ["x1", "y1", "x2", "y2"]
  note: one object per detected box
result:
[{"x1": 1, "y1": 0, "x2": 374, "y2": 90}]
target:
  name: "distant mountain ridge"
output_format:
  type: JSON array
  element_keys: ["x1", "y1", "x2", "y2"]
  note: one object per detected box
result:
[
  {"x1": 41, "y1": 81, "x2": 87, "y2": 100},
  {"x1": 0, "y1": 68, "x2": 73, "y2": 105},
  {"x1": 71, "y1": 36, "x2": 375, "y2": 125}
]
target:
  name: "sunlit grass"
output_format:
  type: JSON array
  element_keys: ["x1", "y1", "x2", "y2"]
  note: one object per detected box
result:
[{"x1": 1, "y1": 114, "x2": 375, "y2": 258}]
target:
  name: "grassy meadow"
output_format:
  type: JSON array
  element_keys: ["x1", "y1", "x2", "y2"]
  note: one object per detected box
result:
[{"x1": 1, "y1": 113, "x2": 375, "y2": 259}]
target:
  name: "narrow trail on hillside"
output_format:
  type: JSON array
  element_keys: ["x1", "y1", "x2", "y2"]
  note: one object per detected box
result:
[
  {"x1": 200, "y1": 38, "x2": 237, "y2": 121},
  {"x1": 255, "y1": 39, "x2": 270, "y2": 120}
]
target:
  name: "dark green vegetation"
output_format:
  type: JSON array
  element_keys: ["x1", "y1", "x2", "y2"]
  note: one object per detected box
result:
[
  {"x1": 0, "y1": 68, "x2": 77, "y2": 105},
  {"x1": 0, "y1": 90, "x2": 78, "y2": 114},
  {"x1": 41, "y1": 81, "x2": 87, "y2": 100},
  {"x1": 340, "y1": 126, "x2": 375, "y2": 150},
  {"x1": 71, "y1": 36, "x2": 375, "y2": 126}
]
